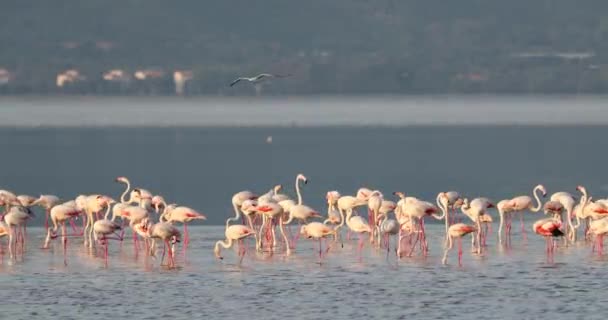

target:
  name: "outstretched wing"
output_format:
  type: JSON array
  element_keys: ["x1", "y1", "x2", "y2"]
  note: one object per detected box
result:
[
  {"x1": 229, "y1": 78, "x2": 245, "y2": 87},
  {"x1": 255, "y1": 73, "x2": 274, "y2": 80}
]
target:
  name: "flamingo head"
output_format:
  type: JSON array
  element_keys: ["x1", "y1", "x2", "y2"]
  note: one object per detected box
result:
[
  {"x1": 17, "y1": 195, "x2": 36, "y2": 207},
  {"x1": 241, "y1": 199, "x2": 257, "y2": 213},
  {"x1": 392, "y1": 191, "x2": 405, "y2": 199},
  {"x1": 274, "y1": 184, "x2": 283, "y2": 193},
  {"x1": 151, "y1": 195, "x2": 165, "y2": 206},
  {"x1": 297, "y1": 174, "x2": 308, "y2": 184},
  {"x1": 537, "y1": 184, "x2": 547, "y2": 197},
  {"x1": 576, "y1": 185, "x2": 586, "y2": 193},
  {"x1": 453, "y1": 198, "x2": 465, "y2": 208},
  {"x1": 115, "y1": 176, "x2": 129, "y2": 184},
  {"x1": 96, "y1": 195, "x2": 115, "y2": 207}
]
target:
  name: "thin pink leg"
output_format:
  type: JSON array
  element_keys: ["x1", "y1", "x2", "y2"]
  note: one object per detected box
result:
[{"x1": 458, "y1": 237, "x2": 463, "y2": 267}]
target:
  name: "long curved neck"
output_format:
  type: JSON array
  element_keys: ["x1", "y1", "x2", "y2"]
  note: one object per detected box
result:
[
  {"x1": 120, "y1": 180, "x2": 131, "y2": 204},
  {"x1": 435, "y1": 194, "x2": 447, "y2": 220},
  {"x1": 227, "y1": 203, "x2": 241, "y2": 228},
  {"x1": 295, "y1": 177, "x2": 303, "y2": 205},
  {"x1": 215, "y1": 238, "x2": 233, "y2": 250},
  {"x1": 531, "y1": 186, "x2": 543, "y2": 212},
  {"x1": 103, "y1": 203, "x2": 112, "y2": 220}
]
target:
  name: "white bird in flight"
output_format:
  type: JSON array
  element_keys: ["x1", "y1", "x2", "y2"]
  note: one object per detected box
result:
[{"x1": 229, "y1": 73, "x2": 291, "y2": 87}]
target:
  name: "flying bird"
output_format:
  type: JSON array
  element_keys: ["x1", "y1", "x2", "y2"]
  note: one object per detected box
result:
[{"x1": 229, "y1": 73, "x2": 291, "y2": 87}]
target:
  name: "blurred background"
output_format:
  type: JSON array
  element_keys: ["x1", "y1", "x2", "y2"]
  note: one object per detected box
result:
[{"x1": 2, "y1": 1, "x2": 608, "y2": 96}]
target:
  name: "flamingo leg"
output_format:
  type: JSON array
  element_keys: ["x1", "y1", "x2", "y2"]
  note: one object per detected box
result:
[
  {"x1": 520, "y1": 211, "x2": 527, "y2": 241},
  {"x1": 44, "y1": 209, "x2": 50, "y2": 230},
  {"x1": 62, "y1": 221, "x2": 67, "y2": 266},
  {"x1": 458, "y1": 237, "x2": 463, "y2": 267}
]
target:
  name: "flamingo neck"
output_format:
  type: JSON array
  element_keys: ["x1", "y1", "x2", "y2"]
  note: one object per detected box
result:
[
  {"x1": 120, "y1": 179, "x2": 131, "y2": 204},
  {"x1": 531, "y1": 186, "x2": 543, "y2": 212},
  {"x1": 295, "y1": 177, "x2": 303, "y2": 205},
  {"x1": 103, "y1": 203, "x2": 112, "y2": 220},
  {"x1": 227, "y1": 203, "x2": 241, "y2": 228}
]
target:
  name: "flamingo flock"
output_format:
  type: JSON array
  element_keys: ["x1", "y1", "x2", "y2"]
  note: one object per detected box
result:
[
  {"x1": 217, "y1": 175, "x2": 608, "y2": 266},
  {"x1": 0, "y1": 176, "x2": 203, "y2": 268},
  {"x1": 1, "y1": 173, "x2": 607, "y2": 268}
]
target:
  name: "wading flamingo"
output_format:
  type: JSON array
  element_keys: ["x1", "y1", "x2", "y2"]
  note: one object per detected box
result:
[
  {"x1": 138, "y1": 217, "x2": 182, "y2": 268},
  {"x1": 92, "y1": 197, "x2": 121, "y2": 266},
  {"x1": 588, "y1": 217, "x2": 608, "y2": 255},
  {"x1": 153, "y1": 195, "x2": 206, "y2": 248},
  {"x1": 32, "y1": 195, "x2": 60, "y2": 230},
  {"x1": 43, "y1": 202, "x2": 83, "y2": 264},
  {"x1": 442, "y1": 223, "x2": 476, "y2": 266},
  {"x1": 532, "y1": 218, "x2": 563, "y2": 260},
  {"x1": 509, "y1": 185, "x2": 547, "y2": 239},
  {"x1": 461, "y1": 198, "x2": 493, "y2": 255},
  {"x1": 3, "y1": 205, "x2": 32, "y2": 258},
  {"x1": 497, "y1": 199, "x2": 515, "y2": 245},
  {"x1": 550, "y1": 190, "x2": 576, "y2": 242},
  {"x1": 214, "y1": 224, "x2": 256, "y2": 264},
  {"x1": 300, "y1": 222, "x2": 337, "y2": 261}
]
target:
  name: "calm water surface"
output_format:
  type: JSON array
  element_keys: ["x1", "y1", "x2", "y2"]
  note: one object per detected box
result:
[
  {"x1": 1, "y1": 96, "x2": 608, "y2": 319},
  {"x1": 0, "y1": 226, "x2": 605, "y2": 320}
]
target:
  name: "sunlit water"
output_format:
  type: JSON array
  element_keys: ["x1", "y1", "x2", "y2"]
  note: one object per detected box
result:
[
  {"x1": 0, "y1": 225, "x2": 604, "y2": 320},
  {"x1": 2, "y1": 96, "x2": 608, "y2": 318}
]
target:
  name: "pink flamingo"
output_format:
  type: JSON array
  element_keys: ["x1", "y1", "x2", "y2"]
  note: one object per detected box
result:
[
  {"x1": 461, "y1": 198, "x2": 493, "y2": 255},
  {"x1": 32, "y1": 194, "x2": 60, "y2": 231},
  {"x1": 93, "y1": 197, "x2": 121, "y2": 266},
  {"x1": 3, "y1": 205, "x2": 32, "y2": 258},
  {"x1": 497, "y1": 199, "x2": 515, "y2": 245},
  {"x1": 588, "y1": 217, "x2": 608, "y2": 255},
  {"x1": 508, "y1": 184, "x2": 547, "y2": 240},
  {"x1": 138, "y1": 217, "x2": 182, "y2": 268},
  {"x1": 442, "y1": 223, "x2": 476, "y2": 266},
  {"x1": 532, "y1": 218, "x2": 564, "y2": 261},
  {"x1": 550, "y1": 190, "x2": 576, "y2": 242},
  {"x1": 300, "y1": 222, "x2": 336, "y2": 261},
  {"x1": 214, "y1": 224, "x2": 256, "y2": 264},
  {"x1": 43, "y1": 202, "x2": 83, "y2": 264},
  {"x1": 153, "y1": 195, "x2": 206, "y2": 248}
]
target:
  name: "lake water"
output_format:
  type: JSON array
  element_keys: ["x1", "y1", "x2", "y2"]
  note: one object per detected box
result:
[{"x1": 1, "y1": 96, "x2": 608, "y2": 319}]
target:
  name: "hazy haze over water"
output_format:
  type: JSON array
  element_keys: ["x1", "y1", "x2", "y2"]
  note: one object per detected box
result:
[{"x1": 2, "y1": 95, "x2": 608, "y2": 127}]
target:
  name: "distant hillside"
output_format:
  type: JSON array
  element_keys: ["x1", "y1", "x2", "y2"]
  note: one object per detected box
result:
[{"x1": 2, "y1": 0, "x2": 608, "y2": 94}]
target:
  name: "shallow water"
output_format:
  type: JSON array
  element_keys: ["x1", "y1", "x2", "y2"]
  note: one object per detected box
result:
[
  {"x1": 2, "y1": 96, "x2": 608, "y2": 319},
  {"x1": 0, "y1": 225, "x2": 604, "y2": 320}
]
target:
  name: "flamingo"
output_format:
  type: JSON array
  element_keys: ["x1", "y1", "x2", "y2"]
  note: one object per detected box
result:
[
  {"x1": 43, "y1": 202, "x2": 83, "y2": 264},
  {"x1": 138, "y1": 217, "x2": 182, "y2": 268},
  {"x1": 153, "y1": 195, "x2": 206, "y2": 248},
  {"x1": 3, "y1": 205, "x2": 32, "y2": 258},
  {"x1": 575, "y1": 186, "x2": 608, "y2": 240},
  {"x1": 461, "y1": 198, "x2": 493, "y2": 254},
  {"x1": 342, "y1": 202, "x2": 373, "y2": 259},
  {"x1": 543, "y1": 201, "x2": 564, "y2": 221},
  {"x1": 532, "y1": 218, "x2": 564, "y2": 259},
  {"x1": 283, "y1": 174, "x2": 323, "y2": 245},
  {"x1": 83, "y1": 194, "x2": 115, "y2": 248},
  {"x1": 214, "y1": 224, "x2": 256, "y2": 264},
  {"x1": 228, "y1": 190, "x2": 258, "y2": 226},
  {"x1": 300, "y1": 222, "x2": 336, "y2": 261},
  {"x1": 497, "y1": 199, "x2": 515, "y2": 245},
  {"x1": 549, "y1": 190, "x2": 576, "y2": 242},
  {"x1": 324, "y1": 191, "x2": 342, "y2": 226},
  {"x1": 367, "y1": 191, "x2": 383, "y2": 244},
  {"x1": 254, "y1": 202, "x2": 288, "y2": 253},
  {"x1": 509, "y1": 184, "x2": 547, "y2": 239},
  {"x1": 442, "y1": 223, "x2": 476, "y2": 266},
  {"x1": 376, "y1": 213, "x2": 399, "y2": 257},
  {"x1": 588, "y1": 217, "x2": 608, "y2": 255},
  {"x1": 92, "y1": 198, "x2": 121, "y2": 266},
  {"x1": 32, "y1": 194, "x2": 60, "y2": 230},
  {"x1": 399, "y1": 196, "x2": 440, "y2": 256}
]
